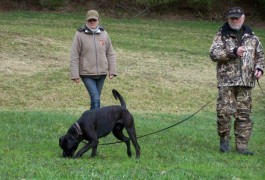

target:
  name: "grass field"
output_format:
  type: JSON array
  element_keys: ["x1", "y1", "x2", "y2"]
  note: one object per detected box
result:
[{"x1": 0, "y1": 11, "x2": 265, "y2": 179}]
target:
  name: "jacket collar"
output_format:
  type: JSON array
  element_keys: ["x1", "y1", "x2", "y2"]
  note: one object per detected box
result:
[
  {"x1": 219, "y1": 22, "x2": 253, "y2": 36},
  {"x1": 77, "y1": 25, "x2": 105, "y2": 34}
]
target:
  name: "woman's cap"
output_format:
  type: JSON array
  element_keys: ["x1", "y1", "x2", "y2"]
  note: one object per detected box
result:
[{"x1": 86, "y1": 10, "x2": 99, "y2": 21}]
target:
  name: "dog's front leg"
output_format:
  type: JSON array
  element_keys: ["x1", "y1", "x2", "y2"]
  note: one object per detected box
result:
[
  {"x1": 91, "y1": 144, "x2": 98, "y2": 157},
  {"x1": 74, "y1": 140, "x2": 99, "y2": 158}
]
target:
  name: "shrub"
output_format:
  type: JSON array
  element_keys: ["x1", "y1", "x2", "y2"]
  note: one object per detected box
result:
[
  {"x1": 136, "y1": 0, "x2": 177, "y2": 6},
  {"x1": 257, "y1": 0, "x2": 265, "y2": 15},
  {"x1": 39, "y1": 0, "x2": 64, "y2": 10},
  {"x1": 186, "y1": 0, "x2": 214, "y2": 11}
]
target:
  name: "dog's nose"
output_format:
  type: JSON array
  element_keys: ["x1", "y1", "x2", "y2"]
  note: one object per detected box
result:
[{"x1": 63, "y1": 151, "x2": 74, "y2": 158}]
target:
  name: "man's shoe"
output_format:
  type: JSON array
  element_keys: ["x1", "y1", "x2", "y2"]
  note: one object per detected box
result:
[
  {"x1": 237, "y1": 149, "x2": 254, "y2": 155},
  {"x1": 220, "y1": 138, "x2": 230, "y2": 153}
]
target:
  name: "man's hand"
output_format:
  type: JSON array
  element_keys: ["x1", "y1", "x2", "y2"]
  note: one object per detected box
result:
[
  {"x1": 255, "y1": 69, "x2": 263, "y2": 79},
  {"x1": 236, "y1": 46, "x2": 245, "y2": 57}
]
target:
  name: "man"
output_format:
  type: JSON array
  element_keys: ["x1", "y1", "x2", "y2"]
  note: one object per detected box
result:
[{"x1": 209, "y1": 7, "x2": 264, "y2": 155}]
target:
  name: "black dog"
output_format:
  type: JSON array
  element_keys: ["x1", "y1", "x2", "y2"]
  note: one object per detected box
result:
[{"x1": 59, "y1": 89, "x2": 140, "y2": 159}]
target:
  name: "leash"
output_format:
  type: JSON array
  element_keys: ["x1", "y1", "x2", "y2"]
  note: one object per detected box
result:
[
  {"x1": 257, "y1": 79, "x2": 265, "y2": 96},
  {"x1": 81, "y1": 78, "x2": 263, "y2": 146},
  {"x1": 99, "y1": 100, "x2": 212, "y2": 145}
]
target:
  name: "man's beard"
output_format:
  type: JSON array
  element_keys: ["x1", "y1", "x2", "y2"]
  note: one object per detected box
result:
[{"x1": 228, "y1": 21, "x2": 243, "y2": 31}]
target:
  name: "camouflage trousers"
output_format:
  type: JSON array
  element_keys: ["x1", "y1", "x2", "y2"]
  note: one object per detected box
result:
[{"x1": 216, "y1": 86, "x2": 253, "y2": 150}]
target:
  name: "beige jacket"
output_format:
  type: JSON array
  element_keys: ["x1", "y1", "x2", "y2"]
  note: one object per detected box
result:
[{"x1": 70, "y1": 26, "x2": 117, "y2": 79}]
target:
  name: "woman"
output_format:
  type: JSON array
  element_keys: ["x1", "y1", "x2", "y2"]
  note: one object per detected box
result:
[{"x1": 70, "y1": 10, "x2": 117, "y2": 110}]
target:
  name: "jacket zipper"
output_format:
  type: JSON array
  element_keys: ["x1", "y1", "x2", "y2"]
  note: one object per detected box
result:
[{"x1": 93, "y1": 33, "x2": 99, "y2": 75}]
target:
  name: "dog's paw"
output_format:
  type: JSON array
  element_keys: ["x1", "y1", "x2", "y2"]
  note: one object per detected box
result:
[
  {"x1": 73, "y1": 154, "x2": 81, "y2": 159},
  {"x1": 127, "y1": 151, "x2": 132, "y2": 158},
  {"x1": 90, "y1": 153, "x2": 97, "y2": 158}
]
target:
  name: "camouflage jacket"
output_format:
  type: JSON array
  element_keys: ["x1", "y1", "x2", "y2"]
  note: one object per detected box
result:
[{"x1": 209, "y1": 22, "x2": 264, "y2": 87}]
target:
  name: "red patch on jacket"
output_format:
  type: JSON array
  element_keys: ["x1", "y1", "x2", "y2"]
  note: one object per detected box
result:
[{"x1": 99, "y1": 40, "x2": 105, "y2": 46}]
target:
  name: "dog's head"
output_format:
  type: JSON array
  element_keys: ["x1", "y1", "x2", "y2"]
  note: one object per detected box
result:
[{"x1": 59, "y1": 134, "x2": 79, "y2": 158}]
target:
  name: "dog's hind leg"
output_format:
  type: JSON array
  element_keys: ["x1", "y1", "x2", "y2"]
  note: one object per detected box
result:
[
  {"x1": 112, "y1": 124, "x2": 132, "y2": 157},
  {"x1": 126, "y1": 126, "x2": 140, "y2": 159}
]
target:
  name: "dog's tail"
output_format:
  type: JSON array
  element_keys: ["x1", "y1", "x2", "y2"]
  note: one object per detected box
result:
[{"x1": 112, "y1": 89, "x2": 126, "y2": 108}]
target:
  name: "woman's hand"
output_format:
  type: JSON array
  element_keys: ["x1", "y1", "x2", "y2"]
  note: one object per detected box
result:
[
  {"x1": 72, "y1": 78, "x2": 80, "y2": 83},
  {"x1": 109, "y1": 74, "x2": 115, "y2": 79}
]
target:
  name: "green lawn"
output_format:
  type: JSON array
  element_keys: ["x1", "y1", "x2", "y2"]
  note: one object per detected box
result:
[{"x1": 0, "y1": 11, "x2": 264, "y2": 179}]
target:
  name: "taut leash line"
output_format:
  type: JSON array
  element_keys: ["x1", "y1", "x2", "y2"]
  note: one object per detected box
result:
[
  {"x1": 99, "y1": 100, "x2": 213, "y2": 146},
  {"x1": 257, "y1": 79, "x2": 265, "y2": 96}
]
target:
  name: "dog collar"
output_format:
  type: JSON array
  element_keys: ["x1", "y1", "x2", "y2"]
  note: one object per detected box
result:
[{"x1": 74, "y1": 122, "x2": 83, "y2": 135}]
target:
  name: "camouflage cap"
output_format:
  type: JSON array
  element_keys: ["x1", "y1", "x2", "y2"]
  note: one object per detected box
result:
[
  {"x1": 86, "y1": 10, "x2": 99, "y2": 21},
  {"x1": 226, "y1": 7, "x2": 244, "y2": 18}
]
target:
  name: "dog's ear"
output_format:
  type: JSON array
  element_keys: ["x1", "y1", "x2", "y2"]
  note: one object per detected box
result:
[{"x1": 59, "y1": 136, "x2": 65, "y2": 147}]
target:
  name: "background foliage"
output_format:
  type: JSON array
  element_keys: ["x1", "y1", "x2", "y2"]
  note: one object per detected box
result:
[{"x1": 1, "y1": 0, "x2": 265, "y2": 20}]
